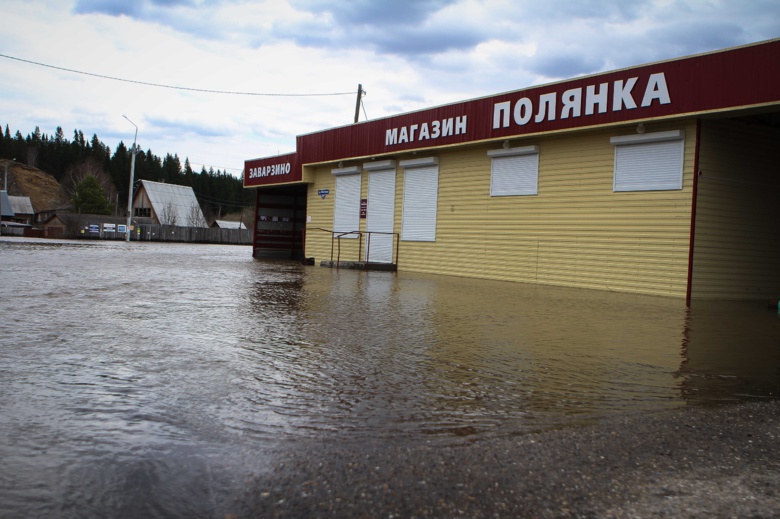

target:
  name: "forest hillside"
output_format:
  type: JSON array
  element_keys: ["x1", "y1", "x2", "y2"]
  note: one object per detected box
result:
[{"x1": 0, "y1": 123, "x2": 252, "y2": 221}]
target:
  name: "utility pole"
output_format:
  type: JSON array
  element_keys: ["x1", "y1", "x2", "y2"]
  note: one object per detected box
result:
[
  {"x1": 123, "y1": 115, "x2": 138, "y2": 242},
  {"x1": 354, "y1": 84, "x2": 364, "y2": 123},
  {"x1": 3, "y1": 158, "x2": 15, "y2": 191}
]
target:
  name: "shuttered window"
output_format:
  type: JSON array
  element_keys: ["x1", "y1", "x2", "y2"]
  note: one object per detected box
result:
[
  {"x1": 611, "y1": 130, "x2": 685, "y2": 192},
  {"x1": 488, "y1": 145, "x2": 540, "y2": 196},
  {"x1": 332, "y1": 166, "x2": 361, "y2": 238},
  {"x1": 400, "y1": 157, "x2": 439, "y2": 242}
]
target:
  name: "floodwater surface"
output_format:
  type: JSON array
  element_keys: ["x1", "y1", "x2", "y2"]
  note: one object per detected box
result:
[{"x1": 1, "y1": 238, "x2": 779, "y2": 516}]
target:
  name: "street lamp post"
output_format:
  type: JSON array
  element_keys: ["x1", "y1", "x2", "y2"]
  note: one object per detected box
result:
[{"x1": 123, "y1": 115, "x2": 138, "y2": 242}]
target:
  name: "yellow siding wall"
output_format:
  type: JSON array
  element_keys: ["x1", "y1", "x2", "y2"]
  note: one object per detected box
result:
[
  {"x1": 691, "y1": 118, "x2": 780, "y2": 300},
  {"x1": 305, "y1": 121, "x2": 697, "y2": 297}
]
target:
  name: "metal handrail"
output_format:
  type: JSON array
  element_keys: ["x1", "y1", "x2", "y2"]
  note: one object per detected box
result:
[{"x1": 315, "y1": 228, "x2": 400, "y2": 269}]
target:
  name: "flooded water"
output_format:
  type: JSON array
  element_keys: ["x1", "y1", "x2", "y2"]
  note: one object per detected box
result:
[{"x1": 1, "y1": 238, "x2": 779, "y2": 517}]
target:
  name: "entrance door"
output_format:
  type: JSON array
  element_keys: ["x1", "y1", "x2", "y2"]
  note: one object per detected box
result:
[
  {"x1": 253, "y1": 185, "x2": 307, "y2": 259},
  {"x1": 366, "y1": 167, "x2": 396, "y2": 263}
]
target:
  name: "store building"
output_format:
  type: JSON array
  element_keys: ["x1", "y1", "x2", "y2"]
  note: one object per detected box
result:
[{"x1": 244, "y1": 39, "x2": 780, "y2": 303}]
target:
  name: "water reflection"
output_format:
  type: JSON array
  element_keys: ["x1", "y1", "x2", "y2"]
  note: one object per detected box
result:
[
  {"x1": 235, "y1": 264, "x2": 779, "y2": 440},
  {"x1": 679, "y1": 300, "x2": 780, "y2": 403}
]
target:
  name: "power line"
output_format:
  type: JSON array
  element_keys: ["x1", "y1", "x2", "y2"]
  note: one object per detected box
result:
[
  {"x1": 187, "y1": 161, "x2": 242, "y2": 173},
  {"x1": 0, "y1": 53, "x2": 356, "y2": 97}
]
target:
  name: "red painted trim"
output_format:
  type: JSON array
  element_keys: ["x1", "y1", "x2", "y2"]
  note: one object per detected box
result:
[{"x1": 686, "y1": 119, "x2": 702, "y2": 307}]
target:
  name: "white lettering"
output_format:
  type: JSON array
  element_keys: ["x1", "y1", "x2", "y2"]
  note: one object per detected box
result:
[
  {"x1": 535, "y1": 92, "x2": 557, "y2": 122},
  {"x1": 385, "y1": 128, "x2": 398, "y2": 145},
  {"x1": 612, "y1": 77, "x2": 638, "y2": 111},
  {"x1": 418, "y1": 122, "x2": 430, "y2": 140},
  {"x1": 560, "y1": 88, "x2": 582, "y2": 119},
  {"x1": 248, "y1": 162, "x2": 291, "y2": 179},
  {"x1": 585, "y1": 82, "x2": 608, "y2": 115},
  {"x1": 514, "y1": 98, "x2": 533, "y2": 125},
  {"x1": 493, "y1": 101, "x2": 511, "y2": 129},
  {"x1": 399, "y1": 126, "x2": 409, "y2": 144},
  {"x1": 385, "y1": 115, "x2": 468, "y2": 146},
  {"x1": 409, "y1": 124, "x2": 418, "y2": 142},
  {"x1": 641, "y1": 72, "x2": 671, "y2": 107},
  {"x1": 442, "y1": 118, "x2": 454, "y2": 137},
  {"x1": 431, "y1": 120, "x2": 441, "y2": 138},
  {"x1": 455, "y1": 116, "x2": 467, "y2": 135}
]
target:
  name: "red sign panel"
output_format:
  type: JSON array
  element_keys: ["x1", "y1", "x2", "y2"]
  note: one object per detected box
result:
[{"x1": 244, "y1": 152, "x2": 300, "y2": 188}]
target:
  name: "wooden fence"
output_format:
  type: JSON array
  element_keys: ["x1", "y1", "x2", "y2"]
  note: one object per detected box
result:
[{"x1": 136, "y1": 224, "x2": 252, "y2": 244}]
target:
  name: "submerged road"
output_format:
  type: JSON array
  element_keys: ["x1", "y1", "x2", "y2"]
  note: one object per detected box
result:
[
  {"x1": 235, "y1": 400, "x2": 780, "y2": 518},
  {"x1": 3, "y1": 239, "x2": 779, "y2": 517}
]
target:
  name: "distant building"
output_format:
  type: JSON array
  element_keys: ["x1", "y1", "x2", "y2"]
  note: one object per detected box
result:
[
  {"x1": 132, "y1": 180, "x2": 207, "y2": 227},
  {"x1": 0, "y1": 191, "x2": 13, "y2": 218},
  {"x1": 210, "y1": 219, "x2": 247, "y2": 230},
  {"x1": 8, "y1": 196, "x2": 34, "y2": 226},
  {"x1": 0, "y1": 190, "x2": 16, "y2": 235}
]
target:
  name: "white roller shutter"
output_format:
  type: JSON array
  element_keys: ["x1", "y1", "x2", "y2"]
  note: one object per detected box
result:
[
  {"x1": 488, "y1": 145, "x2": 540, "y2": 196},
  {"x1": 401, "y1": 157, "x2": 439, "y2": 242},
  {"x1": 611, "y1": 130, "x2": 685, "y2": 192},
  {"x1": 366, "y1": 166, "x2": 396, "y2": 262},
  {"x1": 333, "y1": 169, "x2": 361, "y2": 237}
]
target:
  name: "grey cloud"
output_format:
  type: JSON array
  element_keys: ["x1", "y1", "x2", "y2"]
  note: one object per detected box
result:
[
  {"x1": 290, "y1": 0, "x2": 457, "y2": 27},
  {"x1": 73, "y1": 0, "x2": 142, "y2": 16},
  {"x1": 528, "y1": 52, "x2": 606, "y2": 79},
  {"x1": 516, "y1": 0, "x2": 646, "y2": 22},
  {"x1": 73, "y1": 0, "x2": 209, "y2": 19},
  {"x1": 520, "y1": 1, "x2": 780, "y2": 79},
  {"x1": 282, "y1": 0, "x2": 484, "y2": 56},
  {"x1": 146, "y1": 116, "x2": 231, "y2": 138}
]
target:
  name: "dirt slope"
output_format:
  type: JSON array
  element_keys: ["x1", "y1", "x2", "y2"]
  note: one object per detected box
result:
[{"x1": 2, "y1": 161, "x2": 69, "y2": 212}]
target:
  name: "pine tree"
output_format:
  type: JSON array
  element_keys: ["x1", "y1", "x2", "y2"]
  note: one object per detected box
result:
[{"x1": 71, "y1": 175, "x2": 112, "y2": 215}]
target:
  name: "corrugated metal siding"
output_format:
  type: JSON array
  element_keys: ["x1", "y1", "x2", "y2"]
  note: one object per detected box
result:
[
  {"x1": 395, "y1": 122, "x2": 696, "y2": 297},
  {"x1": 691, "y1": 119, "x2": 780, "y2": 299},
  {"x1": 305, "y1": 122, "x2": 696, "y2": 297}
]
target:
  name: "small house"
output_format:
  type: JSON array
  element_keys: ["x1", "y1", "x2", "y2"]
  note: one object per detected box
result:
[
  {"x1": 132, "y1": 180, "x2": 207, "y2": 227},
  {"x1": 8, "y1": 196, "x2": 34, "y2": 226}
]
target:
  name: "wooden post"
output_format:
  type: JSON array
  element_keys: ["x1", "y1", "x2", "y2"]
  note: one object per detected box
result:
[{"x1": 354, "y1": 84, "x2": 363, "y2": 123}]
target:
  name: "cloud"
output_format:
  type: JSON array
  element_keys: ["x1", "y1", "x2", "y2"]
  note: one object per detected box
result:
[
  {"x1": 280, "y1": 0, "x2": 486, "y2": 56},
  {"x1": 290, "y1": 0, "x2": 456, "y2": 27},
  {"x1": 145, "y1": 116, "x2": 234, "y2": 138},
  {"x1": 73, "y1": 0, "x2": 202, "y2": 17}
]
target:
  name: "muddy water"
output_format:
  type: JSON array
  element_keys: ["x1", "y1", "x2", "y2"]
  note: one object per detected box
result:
[{"x1": 1, "y1": 238, "x2": 778, "y2": 516}]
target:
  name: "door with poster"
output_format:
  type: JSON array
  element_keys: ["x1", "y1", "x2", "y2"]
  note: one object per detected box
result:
[{"x1": 365, "y1": 164, "x2": 396, "y2": 264}]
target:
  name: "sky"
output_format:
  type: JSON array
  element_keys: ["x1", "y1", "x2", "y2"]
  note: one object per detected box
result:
[{"x1": 1, "y1": 0, "x2": 779, "y2": 177}]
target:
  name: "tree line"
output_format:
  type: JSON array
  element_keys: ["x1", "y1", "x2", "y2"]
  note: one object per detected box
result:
[{"x1": 0, "y1": 123, "x2": 253, "y2": 218}]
